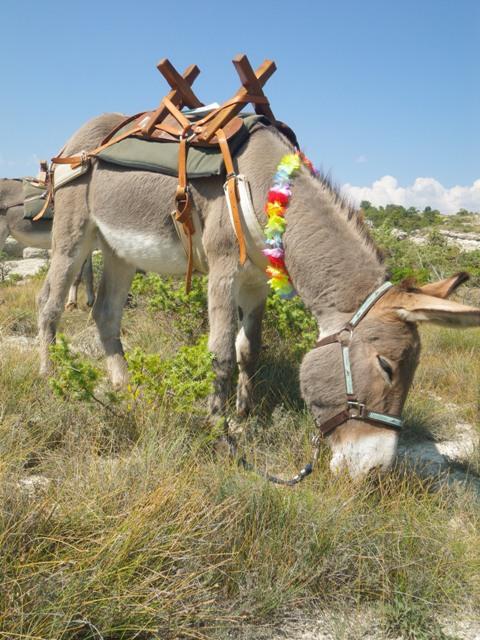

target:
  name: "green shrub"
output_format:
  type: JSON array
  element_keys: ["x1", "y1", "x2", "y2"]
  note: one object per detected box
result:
[
  {"x1": 131, "y1": 273, "x2": 208, "y2": 337},
  {"x1": 127, "y1": 335, "x2": 214, "y2": 415},
  {"x1": 264, "y1": 293, "x2": 317, "y2": 359},
  {"x1": 49, "y1": 334, "x2": 100, "y2": 403}
]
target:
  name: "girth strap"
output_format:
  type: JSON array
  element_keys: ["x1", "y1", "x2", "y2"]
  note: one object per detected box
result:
[{"x1": 174, "y1": 136, "x2": 195, "y2": 293}]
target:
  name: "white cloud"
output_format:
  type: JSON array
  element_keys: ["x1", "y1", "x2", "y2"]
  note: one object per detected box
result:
[{"x1": 342, "y1": 176, "x2": 480, "y2": 214}]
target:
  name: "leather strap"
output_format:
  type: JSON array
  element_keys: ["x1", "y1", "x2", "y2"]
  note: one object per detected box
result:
[
  {"x1": 32, "y1": 186, "x2": 53, "y2": 221},
  {"x1": 315, "y1": 333, "x2": 341, "y2": 348},
  {"x1": 174, "y1": 136, "x2": 194, "y2": 293},
  {"x1": 100, "y1": 112, "x2": 146, "y2": 146},
  {"x1": 317, "y1": 407, "x2": 403, "y2": 437},
  {"x1": 174, "y1": 136, "x2": 191, "y2": 223},
  {"x1": 216, "y1": 128, "x2": 247, "y2": 265},
  {"x1": 52, "y1": 125, "x2": 144, "y2": 168},
  {"x1": 316, "y1": 409, "x2": 351, "y2": 436},
  {"x1": 3, "y1": 199, "x2": 25, "y2": 211}
]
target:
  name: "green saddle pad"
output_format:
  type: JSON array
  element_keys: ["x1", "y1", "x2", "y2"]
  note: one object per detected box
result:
[
  {"x1": 22, "y1": 180, "x2": 53, "y2": 220},
  {"x1": 97, "y1": 114, "x2": 269, "y2": 178}
]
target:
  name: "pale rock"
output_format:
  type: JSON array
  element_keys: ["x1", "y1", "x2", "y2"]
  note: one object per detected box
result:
[
  {"x1": 5, "y1": 258, "x2": 48, "y2": 278},
  {"x1": 390, "y1": 228, "x2": 408, "y2": 240},
  {"x1": 2, "y1": 237, "x2": 23, "y2": 257},
  {"x1": 17, "y1": 475, "x2": 51, "y2": 497},
  {"x1": 22, "y1": 247, "x2": 50, "y2": 259}
]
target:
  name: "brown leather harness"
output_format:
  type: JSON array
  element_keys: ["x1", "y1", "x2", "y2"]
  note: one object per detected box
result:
[{"x1": 46, "y1": 55, "x2": 298, "y2": 291}]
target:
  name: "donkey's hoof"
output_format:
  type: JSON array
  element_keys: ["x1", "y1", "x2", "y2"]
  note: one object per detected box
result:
[
  {"x1": 65, "y1": 301, "x2": 78, "y2": 311},
  {"x1": 86, "y1": 297, "x2": 95, "y2": 308}
]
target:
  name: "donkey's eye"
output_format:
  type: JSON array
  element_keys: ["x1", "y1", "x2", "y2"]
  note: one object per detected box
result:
[{"x1": 377, "y1": 356, "x2": 393, "y2": 381}]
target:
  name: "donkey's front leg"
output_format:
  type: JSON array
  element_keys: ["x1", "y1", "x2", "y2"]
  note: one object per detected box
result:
[
  {"x1": 207, "y1": 264, "x2": 238, "y2": 425},
  {"x1": 235, "y1": 282, "x2": 268, "y2": 417}
]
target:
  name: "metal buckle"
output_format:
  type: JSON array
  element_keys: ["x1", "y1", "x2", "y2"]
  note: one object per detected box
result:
[
  {"x1": 338, "y1": 325, "x2": 353, "y2": 345},
  {"x1": 311, "y1": 433, "x2": 322, "y2": 447},
  {"x1": 348, "y1": 401, "x2": 367, "y2": 419},
  {"x1": 179, "y1": 131, "x2": 196, "y2": 143}
]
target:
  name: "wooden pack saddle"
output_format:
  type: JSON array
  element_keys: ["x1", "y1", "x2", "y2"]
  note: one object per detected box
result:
[{"x1": 50, "y1": 54, "x2": 298, "y2": 291}]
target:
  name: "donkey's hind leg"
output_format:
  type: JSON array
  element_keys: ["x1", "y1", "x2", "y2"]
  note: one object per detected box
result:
[
  {"x1": 92, "y1": 243, "x2": 135, "y2": 390},
  {"x1": 38, "y1": 237, "x2": 94, "y2": 375},
  {"x1": 65, "y1": 253, "x2": 95, "y2": 310},
  {"x1": 235, "y1": 282, "x2": 268, "y2": 417}
]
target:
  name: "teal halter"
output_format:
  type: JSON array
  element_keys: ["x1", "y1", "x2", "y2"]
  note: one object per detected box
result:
[{"x1": 313, "y1": 281, "x2": 403, "y2": 437}]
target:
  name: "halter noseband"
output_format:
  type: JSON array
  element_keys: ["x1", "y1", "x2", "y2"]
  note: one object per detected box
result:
[{"x1": 313, "y1": 280, "x2": 403, "y2": 439}]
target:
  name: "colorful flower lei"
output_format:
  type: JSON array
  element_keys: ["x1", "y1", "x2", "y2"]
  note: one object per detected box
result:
[{"x1": 263, "y1": 151, "x2": 317, "y2": 298}]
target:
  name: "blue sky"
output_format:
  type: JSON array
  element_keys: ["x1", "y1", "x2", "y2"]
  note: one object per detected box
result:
[{"x1": 1, "y1": 0, "x2": 478, "y2": 211}]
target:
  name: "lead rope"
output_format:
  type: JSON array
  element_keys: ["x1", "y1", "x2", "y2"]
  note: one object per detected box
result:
[{"x1": 237, "y1": 445, "x2": 320, "y2": 486}]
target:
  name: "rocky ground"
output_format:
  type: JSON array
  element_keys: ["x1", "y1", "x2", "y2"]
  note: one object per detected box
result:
[
  {"x1": 1, "y1": 238, "x2": 49, "y2": 280},
  {"x1": 234, "y1": 608, "x2": 480, "y2": 640},
  {"x1": 391, "y1": 227, "x2": 480, "y2": 252}
]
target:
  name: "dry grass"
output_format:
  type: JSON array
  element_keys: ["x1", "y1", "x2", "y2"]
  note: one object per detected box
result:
[{"x1": 0, "y1": 278, "x2": 479, "y2": 639}]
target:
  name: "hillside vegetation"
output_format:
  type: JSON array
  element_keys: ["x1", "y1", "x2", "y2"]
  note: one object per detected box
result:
[
  {"x1": 0, "y1": 210, "x2": 479, "y2": 639},
  {"x1": 361, "y1": 202, "x2": 480, "y2": 285}
]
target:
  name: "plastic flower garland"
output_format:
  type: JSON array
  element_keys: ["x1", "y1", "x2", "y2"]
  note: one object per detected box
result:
[{"x1": 263, "y1": 151, "x2": 317, "y2": 298}]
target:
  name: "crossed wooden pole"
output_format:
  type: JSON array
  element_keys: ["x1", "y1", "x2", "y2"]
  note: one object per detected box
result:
[{"x1": 141, "y1": 53, "x2": 277, "y2": 139}]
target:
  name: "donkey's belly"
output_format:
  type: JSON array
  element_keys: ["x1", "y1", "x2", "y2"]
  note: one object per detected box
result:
[{"x1": 93, "y1": 217, "x2": 188, "y2": 275}]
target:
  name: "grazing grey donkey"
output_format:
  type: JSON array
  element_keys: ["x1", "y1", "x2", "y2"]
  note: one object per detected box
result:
[{"x1": 37, "y1": 113, "x2": 480, "y2": 478}]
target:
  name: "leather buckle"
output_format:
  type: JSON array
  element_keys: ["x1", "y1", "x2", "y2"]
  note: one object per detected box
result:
[
  {"x1": 174, "y1": 186, "x2": 191, "y2": 223},
  {"x1": 348, "y1": 401, "x2": 367, "y2": 419}
]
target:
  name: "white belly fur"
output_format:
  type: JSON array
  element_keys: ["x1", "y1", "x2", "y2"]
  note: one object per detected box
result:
[{"x1": 93, "y1": 217, "x2": 188, "y2": 275}]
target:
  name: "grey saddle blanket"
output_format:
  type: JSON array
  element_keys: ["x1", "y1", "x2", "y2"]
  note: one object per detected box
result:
[
  {"x1": 22, "y1": 180, "x2": 53, "y2": 220},
  {"x1": 97, "y1": 114, "x2": 269, "y2": 178}
]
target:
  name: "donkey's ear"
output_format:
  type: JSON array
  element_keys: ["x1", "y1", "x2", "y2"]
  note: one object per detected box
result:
[
  {"x1": 391, "y1": 292, "x2": 480, "y2": 327},
  {"x1": 418, "y1": 272, "x2": 470, "y2": 299}
]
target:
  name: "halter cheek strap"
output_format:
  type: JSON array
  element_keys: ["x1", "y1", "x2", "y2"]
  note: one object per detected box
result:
[{"x1": 313, "y1": 281, "x2": 404, "y2": 438}]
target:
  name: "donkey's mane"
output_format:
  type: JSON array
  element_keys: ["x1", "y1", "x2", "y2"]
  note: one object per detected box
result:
[
  {"x1": 313, "y1": 170, "x2": 385, "y2": 264},
  {"x1": 265, "y1": 125, "x2": 385, "y2": 265}
]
